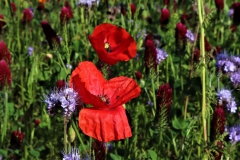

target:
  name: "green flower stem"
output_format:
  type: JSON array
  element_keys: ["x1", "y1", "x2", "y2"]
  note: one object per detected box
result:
[
  {"x1": 197, "y1": 0, "x2": 207, "y2": 143},
  {"x1": 1, "y1": 92, "x2": 8, "y2": 145},
  {"x1": 151, "y1": 78, "x2": 156, "y2": 117},
  {"x1": 72, "y1": 120, "x2": 87, "y2": 155},
  {"x1": 64, "y1": 117, "x2": 68, "y2": 152}
]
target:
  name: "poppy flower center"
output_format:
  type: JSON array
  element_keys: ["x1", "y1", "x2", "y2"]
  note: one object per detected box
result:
[
  {"x1": 104, "y1": 42, "x2": 111, "y2": 53},
  {"x1": 99, "y1": 95, "x2": 110, "y2": 105}
]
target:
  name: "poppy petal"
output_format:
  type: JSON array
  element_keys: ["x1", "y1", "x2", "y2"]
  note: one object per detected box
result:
[
  {"x1": 91, "y1": 23, "x2": 116, "y2": 37},
  {"x1": 70, "y1": 75, "x2": 107, "y2": 109},
  {"x1": 104, "y1": 76, "x2": 141, "y2": 108},
  {"x1": 70, "y1": 61, "x2": 105, "y2": 96},
  {"x1": 79, "y1": 105, "x2": 132, "y2": 142}
]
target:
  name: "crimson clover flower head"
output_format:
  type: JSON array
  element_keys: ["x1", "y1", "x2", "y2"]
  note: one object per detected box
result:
[
  {"x1": 11, "y1": 130, "x2": 24, "y2": 148},
  {"x1": 156, "y1": 48, "x2": 168, "y2": 64},
  {"x1": 160, "y1": 8, "x2": 170, "y2": 25},
  {"x1": 217, "y1": 89, "x2": 237, "y2": 113},
  {"x1": 130, "y1": 3, "x2": 136, "y2": 18},
  {"x1": 211, "y1": 106, "x2": 226, "y2": 140},
  {"x1": 64, "y1": 1, "x2": 74, "y2": 18},
  {"x1": 60, "y1": 7, "x2": 72, "y2": 24},
  {"x1": 0, "y1": 41, "x2": 12, "y2": 65},
  {"x1": 41, "y1": 20, "x2": 61, "y2": 49},
  {"x1": 43, "y1": 84, "x2": 79, "y2": 117},
  {"x1": 0, "y1": 14, "x2": 6, "y2": 33},
  {"x1": 62, "y1": 147, "x2": 81, "y2": 160},
  {"x1": 231, "y1": 2, "x2": 240, "y2": 25},
  {"x1": 215, "y1": 0, "x2": 224, "y2": 10},
  {"x1": 226, "y1": 125, "x2": 240, "y2": 143},
  {"x1": 11, "y1": 2, "x2": 17, "y2": 15},
  {"x1": 0, "y1": 60, "x2": 12, "y2": 90},
  {"x1": 144, "y1": 34, "x2": 157, "y2": 74},
  {"x1": 23, "y1": 8, "x2": 33, "y2": 23}
]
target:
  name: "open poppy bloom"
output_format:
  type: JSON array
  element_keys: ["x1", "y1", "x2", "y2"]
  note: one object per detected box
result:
[
  {"x1": 70, "y1": 61, "x2": 141, "y2": 142},
  {"x1": 88, "y1": 23, "x2": 137, "y2": 65}
]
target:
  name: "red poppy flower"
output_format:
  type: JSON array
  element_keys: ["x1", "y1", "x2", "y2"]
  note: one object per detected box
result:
[
  {"x1": 70, "y1": 61, "x2": 141, "y2": 142},
  {"x1": 88, "y1": 23, "x2": 137, "y2": 65}
]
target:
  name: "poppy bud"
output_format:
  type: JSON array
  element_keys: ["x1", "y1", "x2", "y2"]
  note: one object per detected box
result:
[
  {"x1": 34, "y1": 119, "x2": 40, "y2": 126},
  {"x1": 56, "y1": 80, "x2": 66, "y2": 90},
  {"x1": 160, "y1": 8, "x2": 170, "y2": 25},
  {"x1": 11, "y1": 2, "x2": 17, "y2": 15},
  {"x1": 0, "y1": 60, "x2": 12, "y2": 90},
  {"x1": 0, "y1": 14, "x2": 6, "y2": 34},
  {"x1": 0, "y1": 41, "x2": 11, "y2": 65},
  {"x1": 68, "y1": 125, "x2": 76, "y2": 143},
  {"x1": 215, "y1": 0, "x2": 224, "y2": 10},
  {"x1": 130, "y1": 3, "x2": 136, "y2": 18},
  {"x1": 41, "y1": 20, "x2": 61, "y2": 49},
  {"x1": 23, "y1": 8, "x2": 33, "y2": 23},
  {"x1": 135, "y1": 71, "x2": 142, "y2": 80}
]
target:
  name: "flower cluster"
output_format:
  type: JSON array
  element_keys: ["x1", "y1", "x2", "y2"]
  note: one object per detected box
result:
[
  {"x1": 60, "y1": 2, "x2": 74, "y2": 24},
  {"x1": 216, "y1": 52, "x2": 240, "y2": 86},
  {"x1": 43, "y1": 84, "x2": 79, "y2": 117},
  {"x1": 217, "y1": 89, "x2": 237, "y2": 113},
  {"x1": 62, "y1": 147, "x2": 81, "y2": 160},
  {"x1": 225, "y1": 125, "x2": 240, "y2": 143}
]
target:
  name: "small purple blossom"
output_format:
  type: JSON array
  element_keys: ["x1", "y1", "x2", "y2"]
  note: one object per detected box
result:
[
  {"x1": 186, "y1": 30, "x2": 195, "y2": 42},
  {"x1": 76, "y1": 0, "x2": 99, "y2": 7},
  {"x1": 28, "y1": 46, "x2": 34, "y2": 55},
  {"x1": 217, "y1": 89, "x2": 237, "y2": 113},
  {"x1": 43, "y1": 84, "x2": 79, "y2": 117},
  {"x1": 216, "y1": 53, "x2": 238, "y2": 73},
  {"x1": 226, "y1": 125, "x2": 240, "y2": 143},
  {"x1": 229, "y1": 9, "x2": 234, "y2": 17},
  {"x1": 230, "y1": 71, "x2": 240, "y2": 86},
  {"x1": 156, "y1": 48, "x2": 168, "y2": 64},
  {"x1": 66, "y1": 64, "x2": 73, "y2": 70},
  {"x1": 227, "y1": 100, "x2": 237, "y2": 113},
  {"x1": 148, "y1": 101, "x2": 154, "y2": 107},
  {"x1": 62, "y1": 147, "x2": 81, "y2": 160}
]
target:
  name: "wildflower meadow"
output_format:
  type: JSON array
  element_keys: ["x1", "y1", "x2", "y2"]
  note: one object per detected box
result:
[{"x1": 1, "y1": 0, "x2": 240, "y2": 159}]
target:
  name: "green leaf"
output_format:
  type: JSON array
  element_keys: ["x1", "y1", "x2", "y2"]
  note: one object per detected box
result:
[
  {"x1": 109, "y1": 153, "x2": 122, "y2": 160},
  {"x1": 172, "y1": 117, "x2": 189, "y2": 130},
  {"x1": 7, "y1": 102, "x2": 15, "y2": 116},
  {"x1": 147, "y1": 149, "x2": 157, "y2": 160},
  {"x1": 29, "y1": 149, "x2": 40, "y2": 158},
  {"x1": 0, "y1": 149, "x2": 7, "y2": 157}
]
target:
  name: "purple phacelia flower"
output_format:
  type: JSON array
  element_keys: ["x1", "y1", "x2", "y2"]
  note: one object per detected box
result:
[
  {"x1": 227, "y1": 100, "x2": 237, "y2": 113},
  {"x1": 226, "y1": 125, "x2": 240, "y2": 143},
  {"x1": 216, "y1": 53, "x2": 238, "y2": 73},
  {"x1": 186, "y1": 30, "x2": 195, "y2": 42},
  {"x1": 62, "y1": 147, "x2": 81, "y2": 160},
  {"x1": 230, "y1": 71, "x2": 240, "y2": 86},
  {"x1": 28, "y1": 46, "x2": 34, "y2": 56},
  {"x1": 229, "y1": 9, "x2": 234, "y2": 17},
  {"x1": 217, "y1": 89, "x2": 237, "y2": 113},
  {"x1": 43, "y1": 84, "x2": 79, "y2": 117},
  {"x1": 156, "y1": 48, "x2": 168, "y2": 64}
]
